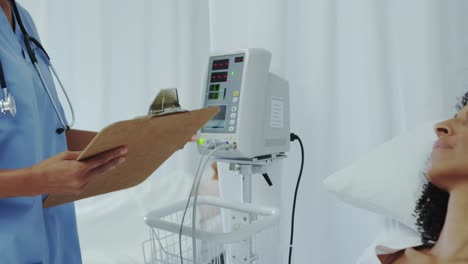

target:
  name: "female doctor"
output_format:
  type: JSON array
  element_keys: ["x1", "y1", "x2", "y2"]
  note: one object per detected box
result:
[{"x1": 0, "y1": 0, "x2": 127, "y2": 263}]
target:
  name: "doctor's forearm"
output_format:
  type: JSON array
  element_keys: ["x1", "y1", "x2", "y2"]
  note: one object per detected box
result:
[{"x1": 0, "y1": 168, "x2": 40, "y2": 198}]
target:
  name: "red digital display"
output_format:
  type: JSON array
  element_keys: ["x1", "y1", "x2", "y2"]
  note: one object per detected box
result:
[
  {"x1": 235, "y1": 57, "x2": 244, "y2": 63},
  {"x1": 211, "y1": 72, "x2": 228, "y2": 83},
  {"x1": 212, "y1": 59, "x2": 229, "y2": 70}
]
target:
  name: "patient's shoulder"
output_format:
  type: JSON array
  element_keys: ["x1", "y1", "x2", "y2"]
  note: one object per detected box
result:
[
  {"x1": 378, "y1": 247, "x2": 436, "y2": 264},
  {"x1": 378, "y1": 250, "x2": 405, "y2": 264}
]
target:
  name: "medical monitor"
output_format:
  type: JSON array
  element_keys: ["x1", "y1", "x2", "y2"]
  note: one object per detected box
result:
[{"x1": 198, "y1": 49, "x2": 290, "y2": 159}]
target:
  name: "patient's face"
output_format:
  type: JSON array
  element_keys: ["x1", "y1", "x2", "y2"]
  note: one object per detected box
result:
[{"x1": 427, "y1": 105, "x2": 468, "y2": 190}]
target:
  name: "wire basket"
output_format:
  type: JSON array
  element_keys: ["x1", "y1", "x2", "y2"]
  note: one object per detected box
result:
[{"x1": 142, "y1": 196, "x2": 279, "y2": 264}]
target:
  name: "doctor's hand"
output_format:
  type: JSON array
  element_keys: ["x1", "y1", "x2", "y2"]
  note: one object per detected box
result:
[{"x1": 30, "y1": 146, "x2": 128, "y2": 196}]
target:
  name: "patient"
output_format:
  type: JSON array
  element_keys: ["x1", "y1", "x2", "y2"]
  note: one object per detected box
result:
[{"x1": 379, "y1": 92, "x2": 468, "y2": 263}]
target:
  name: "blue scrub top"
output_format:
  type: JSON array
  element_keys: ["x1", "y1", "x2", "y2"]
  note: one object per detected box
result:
[{"x1": 0, "y1": 4, "x2": 82, "y2": 264}]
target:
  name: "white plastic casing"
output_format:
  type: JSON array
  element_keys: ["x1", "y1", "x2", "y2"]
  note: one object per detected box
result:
[{"x1": 198, "y1": 49, "x2": 290, "y2": 159}]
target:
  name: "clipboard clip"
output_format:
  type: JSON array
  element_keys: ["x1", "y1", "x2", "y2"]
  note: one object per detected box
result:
[{"x1": 148, "y1": 88, "x2": 188, "y2": 117}]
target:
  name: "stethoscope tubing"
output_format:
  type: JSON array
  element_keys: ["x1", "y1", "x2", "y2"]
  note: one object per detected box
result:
[
  {"x1": 33, "y1": 61, "x2": 75, "y2": 130},
  {"x1": 0, "y1": 60, "x2": 6, "y2": 89},
  {"x1": 48, "y1": 62, "x2": 75, "y2": 128}
]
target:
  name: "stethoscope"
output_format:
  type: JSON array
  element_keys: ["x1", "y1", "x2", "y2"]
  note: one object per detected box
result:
[{"x1": 0, "y1": 0, "x2": 75, "y2": 134}]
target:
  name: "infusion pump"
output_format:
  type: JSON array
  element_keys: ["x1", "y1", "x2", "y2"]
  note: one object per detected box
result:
[{"x1": 197, "y1": 49, "x2": 290, "y2": 159}]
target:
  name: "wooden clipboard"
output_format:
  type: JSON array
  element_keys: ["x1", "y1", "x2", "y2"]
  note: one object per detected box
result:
[{"x1": 43, "y1": 107, "x2": 219, "y2": 208}]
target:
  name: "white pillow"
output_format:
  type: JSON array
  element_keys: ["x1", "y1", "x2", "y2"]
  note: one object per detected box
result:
[{"x1": 323, "y1": 122, "x2": 437, "y2": 230}]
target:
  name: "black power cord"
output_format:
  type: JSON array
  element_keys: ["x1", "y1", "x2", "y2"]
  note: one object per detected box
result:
[{"x1": 289, "y1": 133, "x2": 304, "y2": 264}]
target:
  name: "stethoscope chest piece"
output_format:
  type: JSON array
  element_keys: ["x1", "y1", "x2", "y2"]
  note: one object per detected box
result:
[{"x1": 0, "y1": 89, "x2": 16, "y2": 117}]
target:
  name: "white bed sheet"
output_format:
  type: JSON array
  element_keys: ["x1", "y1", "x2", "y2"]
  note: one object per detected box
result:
[{"x1": 356, "y1": 219, "x2": 422, "y2": 264}]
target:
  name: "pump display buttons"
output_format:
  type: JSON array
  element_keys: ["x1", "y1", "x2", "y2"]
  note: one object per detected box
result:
[
  {"x1": 232, "y1": 97, "x2": 239, "y2": 103},
  {"x1": 233, "y1": 91, "x2": 239, "y2": 97},
  {"x1": 230, "y1": 113, "x2": 236, "y2": 119},
  {"x1": 229, "y1": 120, "x2": 236, "y2": 125},
  {"x1": 231, "y1": 106, "x2": 237, "y2": 112},
  {"x1": 229, "y1": 126, "x2": 235, "y2": 132}
]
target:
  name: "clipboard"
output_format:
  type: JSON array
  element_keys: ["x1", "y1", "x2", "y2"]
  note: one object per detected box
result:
[{"x1": 43, "y1": 107, "x2": 219, "y2": 208}]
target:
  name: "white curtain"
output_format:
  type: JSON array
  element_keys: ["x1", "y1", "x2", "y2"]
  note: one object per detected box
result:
[
  {"x1": 19, "y1": 0, "x2": 468, "y2": 263},
  {"x1": 210, "y1": 0, "x2": 468, "y2": 263}
]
